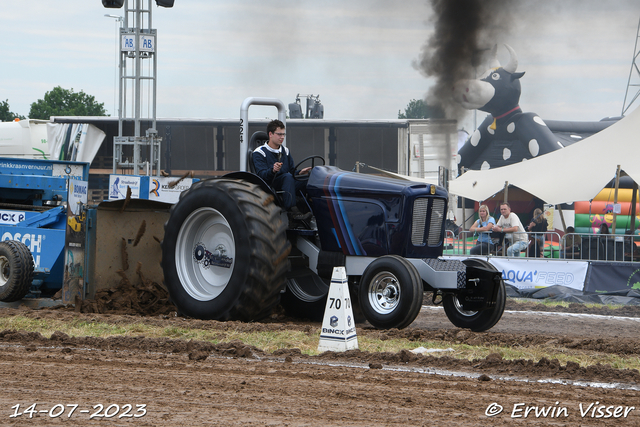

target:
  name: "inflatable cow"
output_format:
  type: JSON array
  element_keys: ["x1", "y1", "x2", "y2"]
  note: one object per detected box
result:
[{"x1": 453, "y1": 44, "x2": 563, "y2": 171}]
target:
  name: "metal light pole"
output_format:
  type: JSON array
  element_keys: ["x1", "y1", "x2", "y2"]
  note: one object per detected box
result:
[{"x1": 104, "y1": 14, "x2": 123, "y2": 118}]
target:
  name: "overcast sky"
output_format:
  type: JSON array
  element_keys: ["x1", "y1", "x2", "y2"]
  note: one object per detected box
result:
[{"x1": 2, "y1": 1, "x2": 639, "y2": 132}]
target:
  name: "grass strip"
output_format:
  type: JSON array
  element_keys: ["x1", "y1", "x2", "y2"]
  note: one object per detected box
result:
[{"x1": 0, "y1": 315, "x2": 638, "y2": 371}]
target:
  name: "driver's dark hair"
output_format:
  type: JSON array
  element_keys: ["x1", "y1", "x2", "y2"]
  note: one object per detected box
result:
[{"x1": 267, "y1": 119, "x2": 285, "y2": 135}]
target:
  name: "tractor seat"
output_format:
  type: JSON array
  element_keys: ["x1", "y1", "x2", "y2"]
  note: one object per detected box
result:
[{"x1": 248, "y1": 131, "x2": 269, "y2": 174}]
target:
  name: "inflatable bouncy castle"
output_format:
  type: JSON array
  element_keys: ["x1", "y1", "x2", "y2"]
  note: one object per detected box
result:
[{"x1": 574, "y1": 176, "x2": 640, "y2": 236}]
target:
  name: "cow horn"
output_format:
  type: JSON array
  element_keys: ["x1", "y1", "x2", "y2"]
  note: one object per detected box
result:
[
  {"x1": 503, "y1": 44, "x2": 518, "y2": 73},
  {"x1": 489, "y1": 44, "x2": 500, "y2": 68}
]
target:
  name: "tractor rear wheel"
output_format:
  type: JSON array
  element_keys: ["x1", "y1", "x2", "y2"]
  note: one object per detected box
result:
[
  {"x1": 0, "y1": 240, "x2": 34, "y2": 302},
  {"x1": 161, "y1": 179, "x2": 291, "y2": 321},
  {"x1": 442, "y1": 258, "x2": 505, "y2": 332},
  {"x1": 358, "y1": 255, "x2": 423, "y2": 329}
]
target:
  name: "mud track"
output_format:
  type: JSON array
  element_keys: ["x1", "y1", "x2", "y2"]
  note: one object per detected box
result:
[{"x1": 0, "y1": 299, "x2": 639, "y2": 425}]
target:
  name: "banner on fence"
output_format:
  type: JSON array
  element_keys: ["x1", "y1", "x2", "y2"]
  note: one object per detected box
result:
[
  {"x1": 486, "y1": 258, "x2": 589, "y2": 291},
  {"x1": 585, "y1": 261, "x2": 640, "y2": 293}
]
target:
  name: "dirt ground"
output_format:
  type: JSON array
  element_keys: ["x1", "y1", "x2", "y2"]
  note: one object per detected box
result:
[{"x1": 0, "y1": 298, "x2": 639, "y2": 426}]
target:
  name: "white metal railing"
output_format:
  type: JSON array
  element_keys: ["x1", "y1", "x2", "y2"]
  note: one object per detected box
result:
[
  {"x1": 560, "y1": 233, "x2": 640, "y2": 262},
  {"x1": 445, "y1": 230, "x2": 559, "y2": 258},
  {"x1": 444, "y1": 230, "x2": 640, "y2": 262}
]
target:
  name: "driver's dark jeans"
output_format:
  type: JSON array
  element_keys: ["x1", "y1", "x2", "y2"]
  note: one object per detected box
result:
[{"x1": 273, "y1": 173, "x2": 306, "y2": 210}]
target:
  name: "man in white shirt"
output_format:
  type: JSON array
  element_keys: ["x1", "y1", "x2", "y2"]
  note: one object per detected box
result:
[{"x1": 492, "y1": 202, "x2": 528, "y2": 256}]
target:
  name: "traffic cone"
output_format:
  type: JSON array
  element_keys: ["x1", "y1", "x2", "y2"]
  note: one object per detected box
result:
[{"x1": 318, "y1": 266, "x2": 358, "y2": 352}]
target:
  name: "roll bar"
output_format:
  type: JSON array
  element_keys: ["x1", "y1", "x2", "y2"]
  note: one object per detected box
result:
[{"x1": 239, "y1": 97, "x2": 287, "y2": 172}]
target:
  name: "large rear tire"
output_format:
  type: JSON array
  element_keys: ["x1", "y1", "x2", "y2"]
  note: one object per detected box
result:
[
  {"x1": 442, "y1": 258, "x2": 505, "y2": 332},
  {"x1": 0, "y1": 240, "x2": 34, "y2": 302},
  {"x1": 358, "y1": 255, "x2": 423, "y2": 329},
  {"x1": 161, "y1": 179, "x2": 291, "y2": 320}
]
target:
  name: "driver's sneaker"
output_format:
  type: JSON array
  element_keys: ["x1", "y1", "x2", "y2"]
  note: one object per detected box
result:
[
  {"x1": 289, "y1": 207, "x2": 312, "y2": 221},
  {"x1": 292, "y1": 211, "x2": 312, "y2": 221}
]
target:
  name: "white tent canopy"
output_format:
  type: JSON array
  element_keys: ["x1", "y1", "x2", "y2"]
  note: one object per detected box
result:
[{"x1": 448, "y1": 106, "x2": 640, "y2": 205}]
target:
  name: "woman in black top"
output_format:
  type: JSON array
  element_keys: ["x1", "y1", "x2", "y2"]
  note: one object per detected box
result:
[{"x1": 527, "y1": 208, "x2": 548, "y2": 257}]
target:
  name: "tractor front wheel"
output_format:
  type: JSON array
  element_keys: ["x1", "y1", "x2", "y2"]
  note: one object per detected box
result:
[
  {"x1": 358, "y1": 256, "x2": 423, "y2": 329},
  {"x1": 442, "y1": 258, "x2": 505, "y2": 332}
]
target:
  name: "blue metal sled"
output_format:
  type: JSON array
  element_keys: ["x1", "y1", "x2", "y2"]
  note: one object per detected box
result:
[{"x1": 0, "y1": 157, "x2": 89, "y2": 299}]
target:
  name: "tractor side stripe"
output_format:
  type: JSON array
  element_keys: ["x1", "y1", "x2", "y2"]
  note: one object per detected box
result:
[
  {"x1": 334, "y1": 175, "x2": 362, "y2": 256},
  {"x1": 324, "y1": 173, "x2": 351, "y2": 253}
]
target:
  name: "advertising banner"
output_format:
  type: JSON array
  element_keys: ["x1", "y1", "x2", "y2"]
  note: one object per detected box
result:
[
  {"x1": 109, "y1": 175, "x2": 142, "y2": 200},
  {"x1": 0, "y1": 210, "x2": 37, "y2": 225},
  {"x1": 108, "y1": 175, "x2": 193, "y2": 203},
  {"x1": 486, "y1": 258, "x2": 589, "y2": 291},
  {"x1": 148, "y1": 177, "x2": 193, "y2": 204},
  {"x1": 584, "y1": 261, "x2": 640, "y2": 293},
  {"x1": 63, "y1": 179, "x2": 88, "y2": 304}
]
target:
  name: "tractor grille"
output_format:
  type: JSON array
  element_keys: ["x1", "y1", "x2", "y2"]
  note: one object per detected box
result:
[
  {"x1": 411, "y1": 199, "x2": 429, "y2": 245},
  {"x1": 428, "y1": 198, "x2": 445, "y2": 246},
  {"x1": 411, "y1": 197, "x2": 446, "y2": 247}
]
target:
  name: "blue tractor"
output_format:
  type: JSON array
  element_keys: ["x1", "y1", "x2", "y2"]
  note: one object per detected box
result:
[{"x1": 161, "y1": 98, "x2": 505, "y2": 330}]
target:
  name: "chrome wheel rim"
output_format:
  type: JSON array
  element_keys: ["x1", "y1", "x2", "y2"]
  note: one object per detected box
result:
[
  {"x1": 367, "y1": 271, "x2": 400, "y2": 314},
  {"x1": 453, "y1": 296, "x2": 478, "y2": 317}
]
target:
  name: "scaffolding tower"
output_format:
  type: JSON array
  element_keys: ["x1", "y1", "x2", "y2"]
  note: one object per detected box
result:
[{"x1": 112, "y1": 0, "x2": 161, "y2": 176}]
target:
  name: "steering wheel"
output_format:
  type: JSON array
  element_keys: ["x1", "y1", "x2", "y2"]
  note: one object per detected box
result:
[{"x1": 293, "y1": 155, "x2": 325, "y2": 181}]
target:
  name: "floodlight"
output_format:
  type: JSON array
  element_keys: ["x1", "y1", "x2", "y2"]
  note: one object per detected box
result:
[
  {"x1": 102, "y1": 0, "x2": 124, "y2": 8},
  {"x1": 289, "y1": 103, "x2": 303, "y2": 119}
]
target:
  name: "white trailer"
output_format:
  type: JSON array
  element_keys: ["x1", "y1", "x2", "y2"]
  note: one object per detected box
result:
[{"x1": 0, "y1": 119, "x2": 49, "y2": 159}]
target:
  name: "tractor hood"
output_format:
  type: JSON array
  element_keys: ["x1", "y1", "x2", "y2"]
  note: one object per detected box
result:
[
  {"x1": 307, "y1": 166, "x2": 446, "y2": 201},
  {"x1": 306, "y1": 166, "x2": 448, "y2": 258}
]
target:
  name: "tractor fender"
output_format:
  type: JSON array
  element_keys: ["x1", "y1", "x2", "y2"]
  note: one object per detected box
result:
[{"x1": 222, "y1": 171, "x2": 283, "y2": 207}]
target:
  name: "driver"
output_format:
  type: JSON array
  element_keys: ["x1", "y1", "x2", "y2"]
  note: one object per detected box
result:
[{"x1": 252, "y1": 119, "x2": 312, "y2": 218}]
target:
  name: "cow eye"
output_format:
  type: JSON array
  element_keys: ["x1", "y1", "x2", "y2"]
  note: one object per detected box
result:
[{"x1": 491, "y1": 73, "x2": 500, "y2": 80}]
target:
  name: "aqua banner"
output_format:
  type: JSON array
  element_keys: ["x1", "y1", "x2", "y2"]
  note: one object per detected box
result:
[{"x1": 486, "y1": 258, "x2": 588, "y2": 291}]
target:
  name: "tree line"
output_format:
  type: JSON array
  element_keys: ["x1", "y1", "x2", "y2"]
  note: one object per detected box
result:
[
  {"x1": 3, "y1": 87, "x2": 439, "y2": 122},
  {"x1": 1, "y1": 87, "x2": 106, "y2": 122},
  {"x1": 398, "y1": 99, "x2": 444, "y2": 119}
]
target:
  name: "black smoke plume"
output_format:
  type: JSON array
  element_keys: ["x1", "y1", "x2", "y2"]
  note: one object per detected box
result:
[{"x1": 414, "y1": 0, "x2": 515, "y2": 122}]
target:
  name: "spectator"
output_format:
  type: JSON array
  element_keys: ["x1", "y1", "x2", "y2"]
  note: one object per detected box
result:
[
  {"x1": 560, "y1": 226, "x2": 581, "y2": 259},
  {"x1": 526, "y1": 208, "x2": 548, "y2": 257},
  {"x1": 599, "y1": 223, "x2": 614, "y2": 260},
  {"x1": 469, "y1": 204, "x2": 496, "y2": 255},
  {"x1": 492, "y1": 202, "x2": 528, "y2": 256}
]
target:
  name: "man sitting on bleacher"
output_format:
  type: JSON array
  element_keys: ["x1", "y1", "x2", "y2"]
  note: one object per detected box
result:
[{"x1": 492, "y1": 202, "x2": 528, "y2": 256}]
